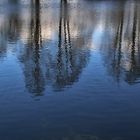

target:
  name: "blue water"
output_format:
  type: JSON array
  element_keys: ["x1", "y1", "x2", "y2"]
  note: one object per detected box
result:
[{"x1": 0, "y1": 0, "x2": 140, "y2": 140}]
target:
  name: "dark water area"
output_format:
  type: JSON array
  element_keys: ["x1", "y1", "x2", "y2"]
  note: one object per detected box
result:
[{"x1": 0, "y1": 0, "x2": 140, "y2": 140}]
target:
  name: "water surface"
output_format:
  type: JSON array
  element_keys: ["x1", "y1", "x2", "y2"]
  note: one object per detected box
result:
[{"x1": 0, "y1": 0, "x2": 140, "y2": 140}]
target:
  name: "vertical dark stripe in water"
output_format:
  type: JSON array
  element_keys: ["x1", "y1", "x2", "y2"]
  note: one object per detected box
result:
[
  {"x1": 129, "y1": 3, "x2": 137, "y2": 83},
  {"x1": 131, "y1": 4, "x2": 137, "y2": 72},
  {"x1": 113, "y1": 4, "x2": 124, "y2": 82},
  {"x1": 116, "y1": 7, "x2": 124, "y2": 82},
  {"x1": 63, "y1": 1, "x2": 69, "y2": 77},
  {"x1": 57, "y1": 0, "x2": 63, "y2": 77}
]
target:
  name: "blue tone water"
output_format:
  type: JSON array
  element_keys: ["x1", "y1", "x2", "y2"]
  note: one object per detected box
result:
[{"x1": 0, "y1": 0, "x2": 140, "y2": 140}]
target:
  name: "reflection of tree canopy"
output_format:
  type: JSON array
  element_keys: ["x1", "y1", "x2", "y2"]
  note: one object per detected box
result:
[
  {"x1": 0, "y1": 0, "x2": 21, "y2": 59},
  {"x1": 1, "y1": 0, "x2": 140, "y2": 94},
  {"x1": 20, "y1": 0, "x2": 45, "y2": 95},
  {"x1": 52, "y1": 0, "x2": 89, "y2": 90},
  {"x1": 19, "y1": 0, "x2": 90, "y2": 95},
  {"x1": 101, "y1": 1, "x2": 140, "y2": 84}
]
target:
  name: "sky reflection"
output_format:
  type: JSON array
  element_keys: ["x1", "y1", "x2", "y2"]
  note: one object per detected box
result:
[
  {"x1": 0, "y1": 0, "x2": 140, "y2": 94},
  {"x1": 1, "y1": 1, "x2": 140, "y2": 140}
]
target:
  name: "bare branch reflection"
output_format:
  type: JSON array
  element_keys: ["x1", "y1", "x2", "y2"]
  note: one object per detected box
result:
[
  {"x1": 0, "y1": 0, "x2": 140, "y2": 95},
  {"x1": 0, "y1": 0, "x2": 21, "y2": 58},
  {"x1": 21, "y1": 0, "x2": 45, "y2": 95},
  {"x1": 102, "y1": 1, "x2": 140, "y2": 84},
  {"x1": 19, "y1": 0, "x2": 90, "y2": 95}
]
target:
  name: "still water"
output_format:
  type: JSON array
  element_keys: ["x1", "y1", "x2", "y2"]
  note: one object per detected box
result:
[{"x1": 0, "y1": 0, "x2": 140, "y2": 140}]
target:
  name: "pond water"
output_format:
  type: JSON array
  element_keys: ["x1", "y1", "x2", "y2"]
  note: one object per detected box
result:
[{"x1": 0, "y1": 0, "x2": 140, "y2": 140}]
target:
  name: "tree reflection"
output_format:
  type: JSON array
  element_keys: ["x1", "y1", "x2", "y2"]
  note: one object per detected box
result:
[
  {"x1": 7, "y1": 8, "x2": 21, "y2": 42},
  {"x1": 54, "y1": 0, "x2": 88, "y2": 90},
  {"x1": 1, "y1": 0, "x2": 140, "y2": 94},
  {"x1": 20, "y1": 0, "x2": 90, "y2": 95},
  {"x1": 0, "y1": 0, "x2": 21, "y2": 59},
  {"x1": 111, "y1": 2, "x2": 124, "y2": 82},
  {"x1": 21, "y1": 0, "x2": 45, "y2": 95},
  {"x1": 125, "y1": 3, "x2": 140, "y2": 84},
  {"x1": 103, "y1": 1, "x2": 140, "y2": 84}
]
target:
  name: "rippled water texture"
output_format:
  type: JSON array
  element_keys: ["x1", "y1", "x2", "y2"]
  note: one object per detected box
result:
[{"x1": 0, "y1": 0, "x2": 140, "y2": 140}]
